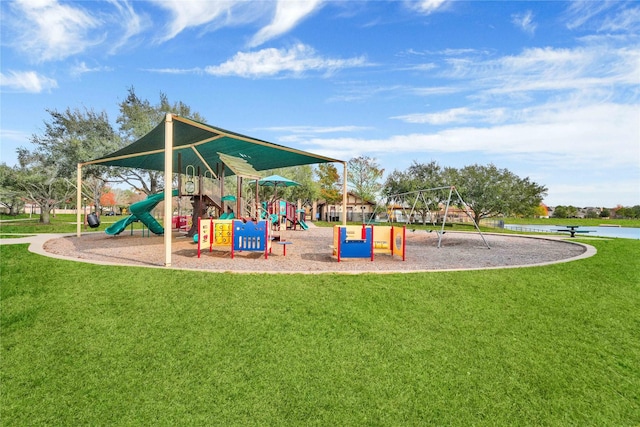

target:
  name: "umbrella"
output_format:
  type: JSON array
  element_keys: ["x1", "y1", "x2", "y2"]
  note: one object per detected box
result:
[
  {"x1": 258, "y1": 174, "x2": 300, "y2": 188},
  {"x1": 257, "y1": 174, "x2": 300, "y2": 202},
  {"x1": 256, "y1": 175, "x2": 300, "y2": 232}
]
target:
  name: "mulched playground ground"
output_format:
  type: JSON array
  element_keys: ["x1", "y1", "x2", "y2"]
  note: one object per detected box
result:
[{"x1": 41, "y1": 223, "x2": 592, "y2": 274}]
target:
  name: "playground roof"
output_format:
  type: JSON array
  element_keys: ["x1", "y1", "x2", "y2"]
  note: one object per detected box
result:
[{"x1": 85, "y1": 114, "x2": 343, "y2": 176}]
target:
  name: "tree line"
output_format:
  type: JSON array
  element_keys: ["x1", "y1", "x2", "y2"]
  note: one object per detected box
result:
[
  {"x1": 339, "y1": 158, "x2": 548, "y2": 225},
  {"x1": 0, "y1": 88, "x2": 204, "y2": 223},
  {"x1": 2, "y1": 89, "x2": 552, "y2": 224}
]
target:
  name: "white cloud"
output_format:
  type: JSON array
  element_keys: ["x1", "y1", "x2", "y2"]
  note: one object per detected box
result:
[
  {"x1": 70, "y1": 62, "x2": 112, "y2": 77},
  {"x1": 106, "y1": 0, "x2": 150, "y2": 53},
  {"x1": 274, "y1": 125, "x2": 372, "y2": 144},
  {"x1": 7, "y1": 0, "x2": 103, "y2": 62},
  {"x1": 393, "y1": 107, "x2": 508, "y2": 125},
  {"x1": 152, "y1": 0, "x2": 324, "y2": 47},
  {"x1": 410, "y1": 86, "x2": 462, "y2": 96},
  {"x1": 249, "y1": 0, "x2": 324, "y2": 47},
  {"x1": 404, "y1": 63, "x2": 438, "y2": 72},
  {"x1": 0, "y1": 71, "x2": 58, "y2": 93},
  {"x1": 411, "y1": 0, "x2": 449, "y2": 15},
  {"x1": 564, "y1": 1, "x2": 617, "y2": 30},
  {"x1": 204, "y1": 44, "x2": 367, "y2": 78},
  {"x1": 325, "y1": 83, "x2": 404, "y2": 102},
  {"x1": 150, "y1": 0, "x2": 277, "y2": 42},
  {"x1": 145, "y1": 67, "x2": 202, "y2": 75},
  {"x1": 436, "y1": 43, "x2": 640, "y2": 102},
  {"x1": 599, "y1": 5, "x2": 640, "y2": 33},
  {"x1": 262, "y1": 125, "x2": 371, "y2": 134},
  {"x1": 302, "y1": 102, "x2": 639, "y2": 171},
  {"x1": 151, "y1": 0, "x2": 241, "y2": 41},
  {"x1": 512, "y1": 10, "x2": 537, "y2": 36}
]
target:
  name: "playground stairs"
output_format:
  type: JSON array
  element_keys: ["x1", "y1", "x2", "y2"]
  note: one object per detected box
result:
[{"x1": 191, "y1": 194, "x2": 219, "y2": 209}]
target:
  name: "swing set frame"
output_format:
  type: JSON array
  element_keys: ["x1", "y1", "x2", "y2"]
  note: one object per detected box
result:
[{"x1": 368, "y1": 185, "x2": 490, "y2": 249}]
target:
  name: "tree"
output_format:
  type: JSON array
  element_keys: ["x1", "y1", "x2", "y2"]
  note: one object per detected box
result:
[
  {"x1": 14, "y1": 154, "x2": 75, "y2": 224},
  {"x1": 405, "y1": 161, "x2": 449, "y2": 224},
  {"x1": 533, "y1": 204, "x2": 548, "y2": 218},
  {"x1": 100, "y1": 189, "x2": 117, "y2": 211},
  {"x1": 553, "y1": 205, "x2": 578, "y2": 218},
  {"x1": 382, "y1": 162, "x2": 547, "y2": 224},
  {"x1": 585, "y1": 208, "x2": 599, "y2": 219},
  {"x1": 614, "y1": 205, "x2": 640, "y2": 219},
  {"x1": 452, "y1": 164, "x2": 547, "y2": 224},
  {"x1": 316, "y1": 163, "x2": 342, "y2": 204},
  {"x1": 14, "y1": 107, "x2": 118, "y2": 223},
  {"x1": 382, "y1": 161, "x2": 451, "y2": 224},
  {"x1": 29, "y1": 108, "x2": 118, "y2": 179},
  {"x1": 249, "y1": 166, "x2": 318, "y2": 205},
  {"x1": 347, "y1": 156, "x2": 383, "y2": 202},
  {"x1": 553, "y1": 205, "x2": 568, "y2": 218},
  {"x1": 285, "y1": 165, "x2": 319, "y2": 205},
  {"x1": 114, "y1": 87, "x2": 206, "y2": 195},
  {"x1": 0, "y1": 163, "x2": 23, "y2": 215}
]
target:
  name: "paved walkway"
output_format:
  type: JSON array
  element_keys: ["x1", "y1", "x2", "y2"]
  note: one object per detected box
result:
[{"x1": 0, "y1": 233, "x2": 76, "y2": 258}]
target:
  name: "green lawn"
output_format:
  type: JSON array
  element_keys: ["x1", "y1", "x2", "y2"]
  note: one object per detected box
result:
[
  {"x1": 1, "y1": 236, "x2": 639, "y2": 425},
  {"x1": 0, "y1": 213, "x2": 155, "y2": 234},
  {"x1": 500, "y1": 216, "x2": 640, "y2": 228}
]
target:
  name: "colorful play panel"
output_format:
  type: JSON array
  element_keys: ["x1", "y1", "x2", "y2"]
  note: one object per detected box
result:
[
  {"x1": 332, "y1": 225, "x2": 406, "y2": 262},
  {"x1": 198, "y1": 218, "x2": 271, "y2": 259}
]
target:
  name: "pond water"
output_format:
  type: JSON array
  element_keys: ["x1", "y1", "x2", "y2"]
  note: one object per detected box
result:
[{"x1": 503, "y1": 224, "x2": 640, "y2": 239}]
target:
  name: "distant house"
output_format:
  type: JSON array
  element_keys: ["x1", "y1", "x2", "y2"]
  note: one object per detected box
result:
[
  {"x1": 547, "y1": 205, "x2": 607, "y2": 219},
  {"x1": 317, "y1": 192, "x2": 377, "y2": 222}
]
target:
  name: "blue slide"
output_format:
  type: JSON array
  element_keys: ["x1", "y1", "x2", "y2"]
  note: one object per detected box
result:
[
  {"x1": 298, "y1": 219, "x2": 309, "y2": 230},
  {"x1": 105, "y1": 191, "x2": 176, "y2": 236}
]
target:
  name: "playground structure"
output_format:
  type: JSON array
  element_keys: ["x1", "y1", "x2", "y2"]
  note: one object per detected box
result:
[
  {"x1": 176, "y1": 161, "x2": 309, "y2": 239},
  {"x1": 332, "y1": 224, "x2": 406, "y2": 262},
  {"x1": 369, "y1": 186, "x2": 490, "y2": 249},
  {"x1": 105, "y1": 190, "x2": 179, "y2": 236},
  {"x1": 104, "y1": 156, "x2": 307, "y2": 241},
  {"x1": 261, "y1": 200, "x2": 309, "y2": 231},
  {"x1": 197, "y1": 218, "x2": 271, "y2": 259},
  {"x1": 77, "y1": 114, "x2": 351, "y2": 267}
]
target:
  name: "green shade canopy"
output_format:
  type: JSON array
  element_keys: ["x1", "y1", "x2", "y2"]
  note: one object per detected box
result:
[{"x1": 85, "y1": 115, "x2": 342, "y2": 176}]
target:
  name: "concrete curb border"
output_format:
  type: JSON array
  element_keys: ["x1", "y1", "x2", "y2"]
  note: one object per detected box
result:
[{"x1": 1, "y1": 232, "x2": 598, "y2": 275}]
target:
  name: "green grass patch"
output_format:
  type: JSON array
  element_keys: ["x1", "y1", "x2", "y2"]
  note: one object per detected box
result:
[
  {"x1": 1, "y1": 238, "x2": 639, "y2": 425},
  {"x1": 0, "y1": 213, "x2": 161, "y2": 235},
  {"x1": 502, "y1": 217, "x2": 640, "y2": 228}
]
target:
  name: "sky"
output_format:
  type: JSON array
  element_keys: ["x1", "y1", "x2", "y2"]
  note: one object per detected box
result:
[{"x1": 1, "y1": 0, "x2": 639, "y2": 208}]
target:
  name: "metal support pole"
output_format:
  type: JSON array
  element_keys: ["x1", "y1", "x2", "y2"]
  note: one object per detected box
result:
[
  {"x1": 164, "y1": 114, "x2": 174, "y2": 267},
  {"x1": 76, "y1": 163, "x2": 82, "y2": 237},
  {"x1": 438, "y1": 187, "x2": 453, "y2": 248},
  {"x1": 453, "y1": 187, "x2": 490, "y2": 249},
  {"x1": 342, "y1": 162, "x2": 348, "y2": 225}
]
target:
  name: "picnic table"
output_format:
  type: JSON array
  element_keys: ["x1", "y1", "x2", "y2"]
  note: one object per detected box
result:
[{"x1": 554, "y1": 225, "x2": 593, "y2": 238}]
